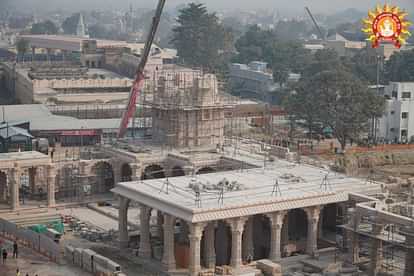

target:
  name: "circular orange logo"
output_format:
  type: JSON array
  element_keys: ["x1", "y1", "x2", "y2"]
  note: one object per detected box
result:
[{"x1": 362, "y1": 5, "x2": 411, "y2": 48}]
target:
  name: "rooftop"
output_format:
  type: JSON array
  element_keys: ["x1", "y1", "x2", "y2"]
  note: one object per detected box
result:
[
  {"x1": 0, "y1": 151, "x2": 50, "y2": 169},
  {"x1": 112, "y1": 152, "x2": 382, "y2": 223},
  {"x1": 0, "y1": 104, "x2": 137, "y2": 132}
]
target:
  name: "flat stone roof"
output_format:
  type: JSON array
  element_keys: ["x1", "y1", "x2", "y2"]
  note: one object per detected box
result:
[
  {"x1": 0, "y1": 151, "x2": 50, "y2": 169},
  {"x1": 112, "y1": 157, "x2": 382, "y2": 223}
]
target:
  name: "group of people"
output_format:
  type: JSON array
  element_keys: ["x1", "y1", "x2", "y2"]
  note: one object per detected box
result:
[
  {"x1": 1, "y1": 240, "x2": 18, "y2": 263},
  {"x1": 1, "y1": 240, "x2": 39, "y2": 276}
]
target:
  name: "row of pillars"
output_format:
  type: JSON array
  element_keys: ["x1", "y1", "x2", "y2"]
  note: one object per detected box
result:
[
  {"x1": 30, "y1": 47, "x2": 70, "y2": 62},
  {"x1": 347, "y1": 209, "x2": 414, "y2": 276},
  {"x1": 118, "y1": 197, "x2": 322, "y2": 276},
  {"x1": 8, "y1": 165, "x2": 56, "y2": 210}
]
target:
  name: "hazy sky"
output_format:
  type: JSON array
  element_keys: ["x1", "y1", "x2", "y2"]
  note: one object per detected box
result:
[{"x1": 5, "y1": 0, "x2": 414, "y2": 14}]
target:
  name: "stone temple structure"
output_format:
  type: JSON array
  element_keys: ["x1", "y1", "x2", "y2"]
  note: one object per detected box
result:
[
  {"x1": 112, "y1": 153, "x2": 382, "y2": 276},
  {"x1": 151, "y1": 71, "x2": 225, "y2": 148}
]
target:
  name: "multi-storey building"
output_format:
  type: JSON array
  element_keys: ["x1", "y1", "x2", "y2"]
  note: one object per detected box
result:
[{"x1": 377, "y1": 82, "x2": 414, "y2": 143}]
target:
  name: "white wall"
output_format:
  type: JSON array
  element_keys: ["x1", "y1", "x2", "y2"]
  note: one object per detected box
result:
[{"x1": 377, "y1": 82, "x2": 414, "y2": 142}]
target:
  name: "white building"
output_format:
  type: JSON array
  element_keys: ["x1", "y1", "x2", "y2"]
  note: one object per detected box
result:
[
  {"x1": 377, "y1": 82, "x2": 414, "y2": 143},
  {"x1": 229, "y1": 62, "x2": 300, "y2": 100}
]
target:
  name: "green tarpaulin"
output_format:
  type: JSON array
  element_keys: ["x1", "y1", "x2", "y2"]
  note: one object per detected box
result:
[{"x1": 28, "y1": 221, "x2": 64, "y2": 234}]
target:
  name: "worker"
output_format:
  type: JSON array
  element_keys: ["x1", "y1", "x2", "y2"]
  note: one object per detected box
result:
[
  {"x1": 16, "y1": 268, "x2": 20, "y2": 276},
  {"x1": 2, "y1": 248, "x2": 7, "y2": 264},
  {"x1": 13, "y1": 240, "x2": 18, "y2": 258}
]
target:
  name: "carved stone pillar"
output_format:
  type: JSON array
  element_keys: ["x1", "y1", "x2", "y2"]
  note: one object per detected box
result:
[
  {"x1": 118, "y1": 196, "x2": 130, "y2": 249},
  {"x1": 47, "y1": 165, "x2": 56, "y2": 207},
  {"x1": 189, "y1": 223, "x2": 205, "y2": 276},
  {"x1": 139, "y1": 205, "x2": 152, "y2": 258},
  {"x1": 305, "y1": 206, "x2": 321, "y2": 257},
  {"x1": 348, "y1": 208, "x2": 361, "y2": 264},
  {"x1": 267, "y1": 211, "x2": 287, "y2": 261},
  {"x1": 404, "y1": 227, "x2": 414, "y2": 276},
  {"x1": 228, "y1": 217, "x2": 247, "y2": 270},
  {"x1": 369, "y1": 222, "x2": 384, "y2": 276},
  {"x1": 10, "y1": 166, "x2": 21, "y2": 210},
  {"x1": 162, "y1": 214, "x2": 176, "y2": 271}
]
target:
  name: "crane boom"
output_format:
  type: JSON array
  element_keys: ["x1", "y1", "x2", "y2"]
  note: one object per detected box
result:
[
  {"x1": 117, "y1": 0, "x2": 166, "y2": 138},
  {"x1": 305, "y1": 7, "x2": 325, "y2": 41}
]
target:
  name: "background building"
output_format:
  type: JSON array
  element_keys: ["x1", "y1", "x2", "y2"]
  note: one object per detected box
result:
[{"x1": 377, "y1": 82, "x2": 414, "y2": 143}]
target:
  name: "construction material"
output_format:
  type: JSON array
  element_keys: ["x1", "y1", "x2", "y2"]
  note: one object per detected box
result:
[{"x1": 65, "y1": 245, "x2": 122, "y2": 276}]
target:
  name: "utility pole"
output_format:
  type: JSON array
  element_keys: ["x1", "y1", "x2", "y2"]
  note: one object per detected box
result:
[{"x1": 374, "y1": 54, "x2": 382, "y2": 144}]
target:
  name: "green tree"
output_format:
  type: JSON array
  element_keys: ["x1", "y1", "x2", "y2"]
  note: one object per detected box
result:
[
  {"x1": 385, "y1": 49, "x2": 414, "y2": 82},
  {"x1": 171, "y1": 3, "x2": 231, "y2": 71},
  {"x1": 285, "y1": 69, "x2": 385, "y2": 150},
  {"x1": 30, "y1": 20, "x2": 58, "y2": 35},
  {"x1": 62, "y1": 13, "x2": 80, "y2": 35},
  {"x1": 15, "y1": 38, "x2": 29, "y2": 62},
  {"x1": 283, "y1": 81, "x2": 321, "y2": 139},
  {"x1": 270, "y1": 41, "x2": 312, "y2": 86},
  {"x1": 303, "y1": 49, "x2": 344, "y2": 77},
  {"x1": 234, "y1": 25, "x2": 276, "y2": 64}
]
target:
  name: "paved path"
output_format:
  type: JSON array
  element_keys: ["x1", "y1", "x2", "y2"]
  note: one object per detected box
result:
[{"x1": 0, "y1": 239, "x2": 91, "y2": 276}]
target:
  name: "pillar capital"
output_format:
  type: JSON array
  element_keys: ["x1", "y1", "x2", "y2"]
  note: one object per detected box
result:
[
  {"x1": 189, "y1": 222, "x2": 206, "y2": 239},
  {"x1": 227, "y1": 217, "x2": 248, "y2": 234},
  {"x1": 304, "y1": 206, "x2": 321, "y2": 222},
  {"x1": 267, "y1": 211, "x2": 287, "y2": 229}
]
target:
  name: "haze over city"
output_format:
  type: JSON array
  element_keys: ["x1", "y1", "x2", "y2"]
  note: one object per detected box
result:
[
  {"x1": 3, "y1": 0, "x2": 414, "y2": 14},
  {"x1": 1, "y1": 0, "x2": 414, "y2": 276}
]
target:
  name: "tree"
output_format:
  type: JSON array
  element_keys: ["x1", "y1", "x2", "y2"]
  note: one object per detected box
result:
[
  {"x1": 171, "y1": 3, "x2": 231, "y2": 71},
  {"x1": 270, "y1": 41, "x2": 312, "y2": 86},
  {"x1": 285, "y1": 69, "x2": 385, "y2": 150},
  {"x1": 30, "y1": 20, "x2": 58, "y2": 35},
  {"x1": 303, "y1": 49, "x2": 344, "y2": 77},
  {"x1": 385, "y1": 49, "x2": 414, "y2": 82},
  {"x1": 62, "y1": 13, "x2": 80, "y2": 35},
  {"x1": 15, "y1": 39, "x2": 29, "y2": 62},
  {"x1": 283, "y1": 81, "x2": 321, "y2": 139},
  {"x1": 234, "y1": 25, "x2": 276, "y2": 64}
]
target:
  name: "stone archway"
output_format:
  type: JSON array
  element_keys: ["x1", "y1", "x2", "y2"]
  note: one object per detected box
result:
[
  {"x1": 215, "y1": 221, "x2": 232, "y2": 266},
  {"x1": 121, "y1": 163, "x2": 132, "y2": 182},
  {"x1": 282, "y1": 208, "x2": 308, "y2": 256},
  {"x1": 320, "y1": 203, "x2": 338, "y2": 243},
  {"x1": 142, "y1": 164, "x2": 166, "y2": 180},
  {"x1": 171, "y1": 166, "x2": 185, "y2": 177},
  {"x1": 252, "y1": 215, "x2": 271, "y2": 260},
  {"x1": 92, "y1": 162, "x2": 115, "y2": 194},
  {"x1": 0, "y1": 171, "x2": 7, "y2": 203},
  {"x1": 196, "y1": 167, "x2": 216, "y2": 175}
]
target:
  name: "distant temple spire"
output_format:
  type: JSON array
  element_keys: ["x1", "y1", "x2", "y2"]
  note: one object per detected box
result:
[{"x1": 76, "y1": 13, "x2": 88, "y2": 38}]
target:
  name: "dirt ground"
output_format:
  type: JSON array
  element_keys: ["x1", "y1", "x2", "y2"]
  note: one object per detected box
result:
[
  {"x1": 0, "y1": 239, "x2": 91, "y2": 276},
  {"x1": 375, "y1": 164, "x2": 414, "y2": 178}
]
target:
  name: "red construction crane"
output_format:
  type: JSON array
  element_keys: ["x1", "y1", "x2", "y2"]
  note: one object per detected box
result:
[{"x1": 117, "y1": 0, "x2": 167, "y2": 138}]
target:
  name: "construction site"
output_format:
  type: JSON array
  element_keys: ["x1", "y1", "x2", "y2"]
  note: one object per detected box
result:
[
  {"x1": 1, "y1": 1, "x2": 414, "y2": 276},
  {"x1": 1, "y1": 55, "x2": 414, "y2": 275}
]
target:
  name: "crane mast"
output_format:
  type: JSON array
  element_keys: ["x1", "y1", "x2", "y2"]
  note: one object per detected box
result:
[
  {"x1": 117, "y1": 0, "x2": 166, "y2": 138},
  {"x1": 305, "y1": 7, "x2": 325, "y2": 42}
]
